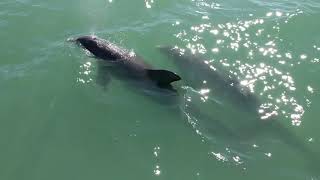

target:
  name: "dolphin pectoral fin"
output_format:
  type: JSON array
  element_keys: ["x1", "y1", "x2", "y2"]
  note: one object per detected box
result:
[
  {"x1": 146, "y1": 69, "x2": 181, "y2": 86},
  {"x1": 96, "y1": 72, "x2": 111, "y2": 89},
  {"x1": 96, "y1": 62, "x2": 112, "y2": 88}
]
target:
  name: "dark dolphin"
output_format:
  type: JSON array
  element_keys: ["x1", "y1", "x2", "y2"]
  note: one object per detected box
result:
[{"x1": 71, "y1": 35, "x2": 181, "y2": 93}]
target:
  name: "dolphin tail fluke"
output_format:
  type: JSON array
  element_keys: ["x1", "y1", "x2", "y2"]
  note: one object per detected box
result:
[{"x1": 146, "y1": 69, "x2": 181, "y2": 87}]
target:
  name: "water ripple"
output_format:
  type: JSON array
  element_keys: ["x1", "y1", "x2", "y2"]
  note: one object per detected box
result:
[{"x1": 249, "y1": 0, "x2": 320, "y2": 13}]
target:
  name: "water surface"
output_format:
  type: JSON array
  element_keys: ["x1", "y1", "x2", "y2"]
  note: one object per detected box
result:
[{"x1": 0, "y1": 0, "x2": 320, "y2": 179}]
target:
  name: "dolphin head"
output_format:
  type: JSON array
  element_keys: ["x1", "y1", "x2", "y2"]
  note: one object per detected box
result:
[
  {"x1": 74, "y1": 35, "x2": 116, "y2": 59},
  {"x1": 158, "y1": 46, "x2": 182, "y2": 59},
  {"x1": 75, "y1": 35, "x2": 99, "y2": 49},
  {"x1": 158, "y1": 46, "x2": 195, "y2": 68}
]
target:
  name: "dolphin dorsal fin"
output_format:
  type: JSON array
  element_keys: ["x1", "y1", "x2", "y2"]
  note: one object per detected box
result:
[{"x1": 146, "y1": 69, "x2": 181, "y2": 86}]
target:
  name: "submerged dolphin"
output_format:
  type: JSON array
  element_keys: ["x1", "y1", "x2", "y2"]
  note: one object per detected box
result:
[
  {"x1": 158, "y1": 46, "x2": 260, "y2": 116},
  {"x1": 71, "y1": 35, "x2": 181, "y2": 94},
  {"x1": 159, "y1": 46, "x2": 320, "y2": 172},
  {"x1": 159, "y1": 46, "x2": 265, "y2": 139}
]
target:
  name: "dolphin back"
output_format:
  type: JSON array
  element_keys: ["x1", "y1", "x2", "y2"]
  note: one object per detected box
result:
[{"x1": 75, "y1": 35, "x2": 128, "y2": 61}]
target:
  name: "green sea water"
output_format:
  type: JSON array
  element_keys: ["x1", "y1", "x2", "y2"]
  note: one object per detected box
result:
[{"x1": 1, "y1": 0, "x2": 320, "y2": 179}]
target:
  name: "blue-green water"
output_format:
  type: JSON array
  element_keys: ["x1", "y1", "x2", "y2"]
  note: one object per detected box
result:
[{"x1": 1, "y1": 0, "x2": 320, "y2": 179}]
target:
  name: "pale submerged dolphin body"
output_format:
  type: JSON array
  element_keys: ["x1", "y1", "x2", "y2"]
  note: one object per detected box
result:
[
  {"x1": 157, "y1": 45, "x2": 297, "y2": 135},
  {"x1": 159, "y1": 46, "x2": 320, "y2": 173},
  {"x1": 158, "y1": 46, "x2": 261, "y2": 121},
  {"x1": 158, "y1": 46, "x2": 274, "y2": 144}
]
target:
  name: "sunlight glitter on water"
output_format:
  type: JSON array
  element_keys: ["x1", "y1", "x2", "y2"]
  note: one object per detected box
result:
[
  {"x1": 77, "y1": 61, "x2": 93, "y2": 84},
  {"x1": 144, "y1": 0, "x2": 154, "y2": 9},
  {"x1": 153, "y1": 146, "x2": 161, "y2": 176},
  {"x1": 211, "y1": 152, "x2": 228, "y2": 162},
  {"x1": 211, "y1": 151, "x2": 245, "y2": 166},
  {"x1": 153, "y1": 166, "x2": 161, "y2": 176},
  {"x1": 172, "y1": 9, "x2": 309, "y2": 127},
  {"x1": 192, "y1": 0, "x2": 221, "y2": 9}
]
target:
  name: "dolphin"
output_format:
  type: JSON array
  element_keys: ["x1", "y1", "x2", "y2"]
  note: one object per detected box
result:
[
  {"x1": 70, "y1": 35, "x2": 181, "y2": 95},
  {"x1": 159, "y1": 46, "x2": 320, "y2": 173},
  {"x1": 158, "y1": 46, "x2": 260, "y2": 117}
]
